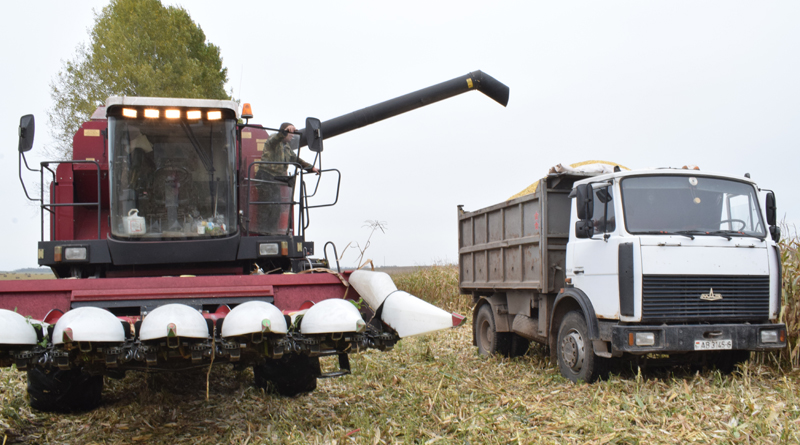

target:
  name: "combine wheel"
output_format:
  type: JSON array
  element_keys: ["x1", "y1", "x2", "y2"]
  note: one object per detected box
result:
[
  {"x1": 474, "y1": 304, "x2": 511, "y2": 356},
  {"x1": 253, "y1": 355, "x2": 321, "y2": 397},
  {"x1": 27, "y1": 368, "x2": 103, "y2": 412},
  {"x1": 556, "y1": 311, "x2": 604, "y2": 383}
]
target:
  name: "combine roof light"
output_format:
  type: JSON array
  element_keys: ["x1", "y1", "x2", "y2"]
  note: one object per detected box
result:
[
  {"x1": 165, "y1": 109, "x2": 180, "y2": 119},
  {"x1": 207, "y1": 110, "x2": 222, "y2": 120},
  {"x1": 122, "y1": 108, "x2": 137, "y2": 118},
  {"x1": 186, "y1": 110, "x2": 202, "y2": 120},
  {"x1": 144, "y1": 109, "x2": 160, "y2": 119},
  {"x1": 241, "y1": 103, "x2": 253, "y2": 119}
]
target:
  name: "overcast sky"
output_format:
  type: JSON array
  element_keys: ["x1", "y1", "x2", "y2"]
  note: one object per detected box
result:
[{"x1": 1, "y1": 1, "x2": 799, "y2": 271}]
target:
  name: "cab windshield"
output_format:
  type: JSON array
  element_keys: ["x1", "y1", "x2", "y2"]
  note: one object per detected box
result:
[
  {"x1": 620, "y1": 175, "x2": 766, "y2": 238},
  {"x1": 108, "y1": 115, "x2": 237, "y2": 240}
]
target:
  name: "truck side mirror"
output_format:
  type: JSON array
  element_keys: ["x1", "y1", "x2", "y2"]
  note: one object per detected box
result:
[
  {"x1": 305, "y1": 117, "x2": 323, "y2": 153},
  {"x1": 18, "y1": 114, "x2": 35, "y2": 153},
  {"x1": 765, "y1": 191, "x2": 777, "y2": 226},
  {"x1": 575, "y1": 184, "x2": 594, "y2": 220},
  {"x1": 575, "y1": 219, "x2": 594, "y2": 239},
  {"x1": 770, "y1": 225, "x2": 781, "y2": 242}
]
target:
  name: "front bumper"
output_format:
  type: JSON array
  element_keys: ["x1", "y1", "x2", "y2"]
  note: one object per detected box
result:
[{"x1": 611, "y1": 323, "x2": 787, "y2": 354}]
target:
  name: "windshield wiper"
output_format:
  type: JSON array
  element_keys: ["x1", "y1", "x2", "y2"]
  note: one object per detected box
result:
[
  {"x1": 673, "y1": 229, "x2": 762, "y2": 241},
  {"x1": 706, "y1": 230, "x2": 767, "y2": 241},
  {"x1": 638, "y1": 231, "x2": 695, "y2": 240}
]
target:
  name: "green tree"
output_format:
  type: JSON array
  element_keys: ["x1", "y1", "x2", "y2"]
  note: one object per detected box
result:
[{"x1": 48, "y1": 0, "x2": 229, "y2": 159}]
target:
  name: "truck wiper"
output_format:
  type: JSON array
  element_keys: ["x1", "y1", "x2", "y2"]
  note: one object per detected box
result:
[
  {"x1": 672, "y1": 229, "x2": 733, "y2": 240},
  {"x1": 638, "y1": 231, "x2": 695, "y2": 240},
  {"x1": 674, "y1": 229, "x2": 761, "y2": 241},
  {"x1": 705, "y1": 230, "x2": 766, "y2": 241}
]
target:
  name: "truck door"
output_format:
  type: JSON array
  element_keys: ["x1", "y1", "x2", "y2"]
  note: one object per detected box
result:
[{"x1": 569, "y1": 182, "x2": 632, "y2": 320}]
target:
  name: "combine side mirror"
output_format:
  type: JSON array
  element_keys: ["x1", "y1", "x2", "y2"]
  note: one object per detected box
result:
[
  {"x1": 18, "y1": 114, "x2": 35, "y2": 153},
  {"x1": 765, "y1": 191, "x2": 777, "y2": 226},
  {"x1": 575, "y1": 184, "x2": 594, "y2": 220},
  {"x1": 305, "y1": 117, "x2": 323, "y2": 153}
]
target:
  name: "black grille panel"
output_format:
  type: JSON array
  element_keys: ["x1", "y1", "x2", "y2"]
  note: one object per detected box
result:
[{"x1": 641, "y1": 275, "x2": 770, "y2": 322}]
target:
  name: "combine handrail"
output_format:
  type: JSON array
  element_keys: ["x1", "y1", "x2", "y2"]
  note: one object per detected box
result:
[{"x1": 40, "y1": 160, "x2": 102, "y2": 241}]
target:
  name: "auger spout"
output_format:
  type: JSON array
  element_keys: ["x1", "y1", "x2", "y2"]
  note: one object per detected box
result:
[{"x1": 299, "y1": 70, "x2": 509, "y2": 147}]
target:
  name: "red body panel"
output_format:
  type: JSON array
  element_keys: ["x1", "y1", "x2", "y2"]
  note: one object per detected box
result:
[{"x1": 0, "y1": 272, "x2": 360, "y2": 320}]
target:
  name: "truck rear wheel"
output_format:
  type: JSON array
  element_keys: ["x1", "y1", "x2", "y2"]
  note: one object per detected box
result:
[
  {"x1": 27, "y1": 368, "x2": 104, "y2": 413},
  {"x1": 475, "y1": 304, "x2": 511, "y2": 356},
  {"x1": 253, "y1": 354, "x2": 321, "y2": 397},
  {"x1": 556, "y1": 311, "x2": 604, "y2": 383}
]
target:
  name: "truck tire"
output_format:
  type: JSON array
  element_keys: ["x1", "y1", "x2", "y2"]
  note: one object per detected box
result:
[
  {"x1": 556, "y1": 311, "x2": 604, "y2": 383},
  {"x1": 509, "y1": 334, "x2": 531, "y2": 358},
  {"x1": 27, "y1": 368, "x2": 103, "y2": 413},
  {"x1": 253, "y1": 354, "x2": 321, "y2": 397},
  {"x1": 712, "y1": 350, "x2": 750, "y2": 374},
  {"x1": 474, "y1": 304, "x2": 511, "y2": 356}
]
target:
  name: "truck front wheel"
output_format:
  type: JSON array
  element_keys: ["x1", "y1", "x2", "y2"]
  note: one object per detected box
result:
[
  {"x1": 556, "y1": 311, "x2": 604, "y2": 383},
  {"x1": 475, "y1": 304, "x2": 511, "y2": 356}
]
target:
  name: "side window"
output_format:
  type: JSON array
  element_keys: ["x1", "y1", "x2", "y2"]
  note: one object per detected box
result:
[
  {"x1": 724, "y1": 193, "x2": 758, "y2": 232},
  {"x1": 592, "y1": 186, "x2": 615, "y2": 233}
]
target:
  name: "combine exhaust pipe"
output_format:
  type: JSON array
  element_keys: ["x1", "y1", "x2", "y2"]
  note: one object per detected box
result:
[{"x1": 299, "y1": 70, "x2": 509, "y2": 147}]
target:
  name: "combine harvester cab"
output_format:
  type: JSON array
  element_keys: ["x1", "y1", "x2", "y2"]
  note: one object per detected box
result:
[{"x1": 5, "y1": 71, "x2": 507, "y2": 412}]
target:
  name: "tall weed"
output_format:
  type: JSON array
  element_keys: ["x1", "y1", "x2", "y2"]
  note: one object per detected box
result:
[{"x1": 778, "y1": 229, "x2": 800, "y2": 368}]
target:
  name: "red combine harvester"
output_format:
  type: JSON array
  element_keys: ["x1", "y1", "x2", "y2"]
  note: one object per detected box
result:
[{"x1": 3, "y1": 71, "x2": 509, "y2": 412}]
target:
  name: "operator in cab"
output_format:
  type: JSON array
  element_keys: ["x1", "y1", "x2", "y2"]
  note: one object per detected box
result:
[{"x1": 256, "y1": 122, "x2": 319, "y2": 234}]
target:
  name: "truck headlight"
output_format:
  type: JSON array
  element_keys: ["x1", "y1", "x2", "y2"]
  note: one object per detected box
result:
[
  {"x1": 635, "y1": 332, "x2": 655, "y2": 346},
  {"x1": 760, "y1": 330, "x2": 779, "y2": 344},
  {"x1": 64, "y1": 247, "x2": 87, "y2": 261},
  {"x1": 259, "y1": 243, "x2": 279, "y2": 256}
]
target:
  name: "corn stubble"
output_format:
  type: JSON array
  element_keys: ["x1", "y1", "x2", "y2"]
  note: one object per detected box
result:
[{"x1": 1, "y1": 263, "x2": 798, "y2": 444}]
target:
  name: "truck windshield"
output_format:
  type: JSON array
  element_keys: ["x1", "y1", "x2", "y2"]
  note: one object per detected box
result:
[
  {"x1": 108, "y1": 116, "x2": 237, "y2": 240},
  {"x1": 620, "y1": 175, "x2": 766, "y2": 238}
]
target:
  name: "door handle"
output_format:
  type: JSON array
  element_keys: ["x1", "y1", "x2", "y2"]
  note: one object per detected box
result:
[{"x1": 574, "y1": 267, "x2": 585, "y2": 275}]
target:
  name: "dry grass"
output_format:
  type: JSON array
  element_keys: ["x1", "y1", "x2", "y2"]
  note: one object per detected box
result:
[
  {"x1": 2, "y1": 259, "x2": 800, "y2": 443},
  {"x1": 2, "y1": 326, "x2": 799, "y2": 444},
  {"x1": 0, "y1": 272, "x2": 55, "y2": 281}
]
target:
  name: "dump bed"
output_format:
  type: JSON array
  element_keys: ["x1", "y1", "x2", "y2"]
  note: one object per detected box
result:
[{"x1": 458, "y1": 174, "x2": 588, "y2": 296}]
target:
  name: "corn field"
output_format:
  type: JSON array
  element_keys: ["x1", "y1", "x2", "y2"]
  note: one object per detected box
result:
[{"x1": 777, "y1": 230, "x2": 800, "y2": 368}]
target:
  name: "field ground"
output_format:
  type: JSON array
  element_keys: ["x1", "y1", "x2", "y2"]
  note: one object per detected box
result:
[
  {"x1": 1, "y1": 322, "x2": 799, "y2": 444},
  {"x1": 1, "y1": 262, "x2": 798, "y2": 444}
]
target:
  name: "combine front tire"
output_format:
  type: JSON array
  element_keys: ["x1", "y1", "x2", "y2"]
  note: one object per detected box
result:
[
  {"x1": 254, "y1": 355, "x2": 321, "y2": 397},
  {"x1": 27, "y1": 368, "x2": 103, "y2": 413},
  {"x1": 556, "y1": 311, "x2": 605, "y2": 383}
]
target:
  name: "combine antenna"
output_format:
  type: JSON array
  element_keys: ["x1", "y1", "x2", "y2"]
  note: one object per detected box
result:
[{"x1": 238, "y1": 64, "x2": 244, "y2": 100}]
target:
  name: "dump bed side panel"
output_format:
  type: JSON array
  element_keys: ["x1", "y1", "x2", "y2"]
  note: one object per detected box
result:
[{"x1": 458, "y1": 175, "x2": 577, "y2": 295}]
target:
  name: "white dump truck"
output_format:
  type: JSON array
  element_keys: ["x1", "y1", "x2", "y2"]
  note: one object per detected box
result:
[{"x1": 458, "y1": 167, "x2": 786, "y2": 382}]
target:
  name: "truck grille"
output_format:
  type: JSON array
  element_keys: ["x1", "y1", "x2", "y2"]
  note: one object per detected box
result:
[{"x1": 641, "y1": 275, "x2": 770, "y2": 322}]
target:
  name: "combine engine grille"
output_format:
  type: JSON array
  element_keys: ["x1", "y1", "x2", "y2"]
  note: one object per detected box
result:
[{"x1": 641, "y1": 275, "x2": 770, "y2": 322}]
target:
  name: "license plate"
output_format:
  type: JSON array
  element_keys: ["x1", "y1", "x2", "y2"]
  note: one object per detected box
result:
[{"x1": 694, "y1": 339, "x2": 732, "y2": 350}]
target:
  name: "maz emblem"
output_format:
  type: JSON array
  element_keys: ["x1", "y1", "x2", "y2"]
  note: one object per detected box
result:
[{"x1": 700, "y1": 288, "x2": 723, "y2": 301}]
